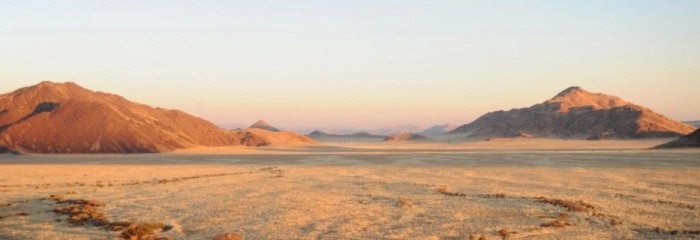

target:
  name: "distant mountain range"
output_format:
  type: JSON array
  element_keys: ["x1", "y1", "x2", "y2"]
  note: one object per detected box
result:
[
  {"x1": 0, "y1": 81, "x2": 314, "y2": 153},
  {"x1": 3, "y1": 82, "x2": 692, "y2": 154},
  {"x1": 449, "y1": 87, "x2": 695, "y2": 139},
  {"x1": 368, "y1": 124, "x2": 423, "y2": 136},
  {"x1": 307, "y1": 130, "x2": 386, "y2": 140},
  {"x1": 301, "y1": 124, "x2": 457, "y2": 136},
  {"x1": 420, "y1": 124, "x2": 458, "y2": 135}
]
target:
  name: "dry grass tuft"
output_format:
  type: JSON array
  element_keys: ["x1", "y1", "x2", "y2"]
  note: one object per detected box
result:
[
  {"x1": 498, "y1": 229, "x2": 514, "y2": 239},
  {"x1": 436, "y1": 186, "x2": 467, "y2": 197},
  {"x1": 52, "y1": 197, "x2": 108, "y2": 225},
  {"x1": 49, "y1": 194, "x2": 172, "y2": 239},
  {"x1": 535, "y1": 197, "x2": 595, "y2": 212},
  {"x1": 468, "y1": 234, "x2": 487, "y2": 240},
  {"x1": 480, "y1": 193, "x2": 506, "y2": 198},
  {"x1": 213, "y1": 232, "x2": 244, "y2": 240},
  {"x1": 610, "y1": 218, "x2": 623, "y2": 226},
  {"x1": 540, "y1": 213, "x2": 571, "y2": 228},
  {"x1": 120, "y1": 222, "x2": 169, "y2": 240},
  {"x1": 0, "y1": 211, "x2": 29, "y2": 219},
  {"x1": 397, "y1": 197, "x2": 412, "y2": 207},
  {"x1": 656, "y1": 199, "x2": 696, "y2": 210},
  {"x1": 49, "y1": 194, "x2": 65, "y2": 202},
  {"x1": 642, "y1": 227, "x2": 700, "y2": 236}
]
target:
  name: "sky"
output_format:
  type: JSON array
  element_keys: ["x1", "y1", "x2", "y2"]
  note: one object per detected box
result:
[{"x1": 1, "y1": 0, "x2": 699, "y2": 130}]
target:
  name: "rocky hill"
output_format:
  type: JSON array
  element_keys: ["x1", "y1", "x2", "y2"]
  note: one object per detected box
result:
[
  {"x1": 0, "y1": 81, "x2": 312, "y2": 153},
  {"x1": 449, "y1": 87, "x2": 695, "y2": 139}
]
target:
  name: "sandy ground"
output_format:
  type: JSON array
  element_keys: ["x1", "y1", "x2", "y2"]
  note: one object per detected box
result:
[{"x1": 0, "y1": 140, "x2": 699, "y2": 240}]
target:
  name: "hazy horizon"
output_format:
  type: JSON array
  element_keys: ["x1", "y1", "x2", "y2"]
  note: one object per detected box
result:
[{"x1": 2, "y1": 1, "x2": 699, "y2": 129}]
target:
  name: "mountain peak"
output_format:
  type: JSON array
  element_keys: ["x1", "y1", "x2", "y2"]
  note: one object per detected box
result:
[
  {"x1": 33, "y1": 81, "x2": 83, "y2": 90},
  {"x1": 547, "y1": 87, "x2": 629, "y2": 112},
  {"x1": 251, "y1": 120, "x2": 272, "y2": 127},
  {"x1": 249, "y1": 120, "x2": 280, "y2": 132},
  {"x1": 8, "y1": 81, "x2": 92, "y2": 101},
  {"x1": 553, "y1": 86, "x2": 585, "y2": 98}
]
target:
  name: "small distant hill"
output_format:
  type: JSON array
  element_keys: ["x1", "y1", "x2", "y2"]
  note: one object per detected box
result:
[
  {"x1": 308, "y1": 130, "x2": 336, "y2": 138},
  {"x1": 249, "y1": 120, "x2": 280, "y2": 132},
  {"x1": 420, "y1": 124, "x2": 457, "y2": 135},
  {"x1": 654, "y1": 129, "x2": 700, "y2": 148},
  {"x1": 234, "y1": 128, "x2": 316, "y2": 147},
  {"x1": 384, "y1": 133, "x2": 431, "y2": 142},
  {"x1": 449, "y1": 87, "x2": 695, "y2": 139}
]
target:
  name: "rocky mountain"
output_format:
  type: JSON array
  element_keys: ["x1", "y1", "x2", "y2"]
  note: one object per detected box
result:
[
  {"x1": 654, "y1": 129, "x2": 700, "y2": 148},
  {"x1": 248, "y1": 120, "x2": 280, "y2": 132},
  {"x1": 449, "y1": 87, "x2": 695, "y2": 139},
  {"x1": 0, "y1": 81, "x2": 313, "y2": 153},
  {"x1": 383, "y1": 133, "x2": 431, "y2": 142},
  {"x1": 420, "y1": 124, "x2": 457, "y2": 135}
]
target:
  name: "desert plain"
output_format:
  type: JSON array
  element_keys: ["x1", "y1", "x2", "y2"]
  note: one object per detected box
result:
[{"x1": 1, "y1": 139, "x2": 698, "y2": 240}]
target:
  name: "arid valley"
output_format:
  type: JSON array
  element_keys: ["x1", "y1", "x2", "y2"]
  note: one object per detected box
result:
[{"x1": 1, "y1": 140, "x2": 700, "y2": 240}]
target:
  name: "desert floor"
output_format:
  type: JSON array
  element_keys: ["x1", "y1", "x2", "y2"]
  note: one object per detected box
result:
[{"x1": 0, "y1": 139, "x2": 699, "y2": 239}]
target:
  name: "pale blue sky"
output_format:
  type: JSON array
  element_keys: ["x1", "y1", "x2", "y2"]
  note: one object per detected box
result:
[{"x1": 1, "y1": 0, "x2": 699, "y2": 129}]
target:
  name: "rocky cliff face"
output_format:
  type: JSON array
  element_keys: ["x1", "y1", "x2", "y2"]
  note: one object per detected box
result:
[{"x1": 450, "y1": 87, "x2": 695, "y2": 139}]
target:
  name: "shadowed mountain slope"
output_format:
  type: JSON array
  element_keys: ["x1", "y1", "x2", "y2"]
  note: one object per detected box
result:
[{"x1": 654, "y1": 129, "x2": 700, "y2": 148}]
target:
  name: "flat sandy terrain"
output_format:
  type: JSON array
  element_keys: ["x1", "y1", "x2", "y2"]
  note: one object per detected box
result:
[{"x1": 1, "y1": 140, "x2": 699, "y2": 239}]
